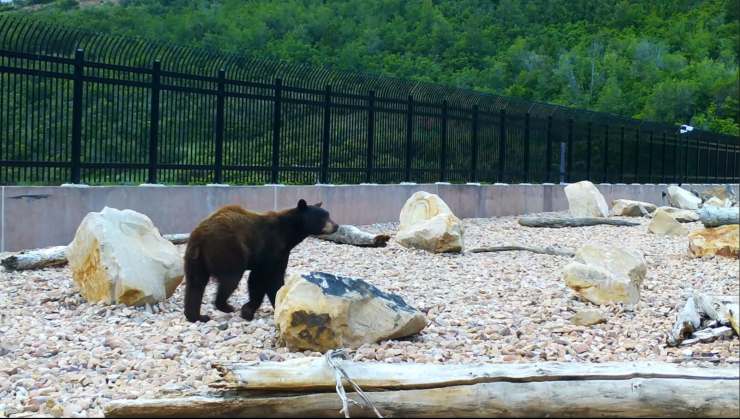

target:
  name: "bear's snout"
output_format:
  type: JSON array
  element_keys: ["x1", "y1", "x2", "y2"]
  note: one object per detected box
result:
[{"x1": 322, "y1": 220, "x2": 339, "y2": 235}]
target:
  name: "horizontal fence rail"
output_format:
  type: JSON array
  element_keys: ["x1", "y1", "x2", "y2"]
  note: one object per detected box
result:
[{"x1": 1, "y1": 16, "x2": 738, "y2": 186}]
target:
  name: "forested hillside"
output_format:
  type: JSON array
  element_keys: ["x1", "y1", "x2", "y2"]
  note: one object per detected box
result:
[{"x1": 2, "y1": 0, "x2": 739, "y2": 135}]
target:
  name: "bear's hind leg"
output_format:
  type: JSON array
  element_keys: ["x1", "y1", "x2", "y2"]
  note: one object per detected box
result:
[
  {"x1": 214, "y1": 272, "x2": 242, "y2": 313},
  {"x1": 184, "y1": 270, "x2": 211, "y2": 323}
]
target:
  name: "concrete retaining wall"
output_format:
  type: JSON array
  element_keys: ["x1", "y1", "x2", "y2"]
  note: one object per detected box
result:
[{"x1": 1, "y1": 183, "x2": 736, "y2": 252}]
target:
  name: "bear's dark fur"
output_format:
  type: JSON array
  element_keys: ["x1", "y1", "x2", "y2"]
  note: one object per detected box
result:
[{"x1": 183, "y1": 199, "x2": 338, "y2": 323}]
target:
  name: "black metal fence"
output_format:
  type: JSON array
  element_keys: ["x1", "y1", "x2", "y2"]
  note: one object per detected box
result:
[{"x1": 1, "y1": 16, "x2": 738, "y2": 186}]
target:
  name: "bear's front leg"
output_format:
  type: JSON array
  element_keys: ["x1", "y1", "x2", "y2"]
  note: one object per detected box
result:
[{"x1": 241, "y1": 269, "x2": 267, "y2": 321}]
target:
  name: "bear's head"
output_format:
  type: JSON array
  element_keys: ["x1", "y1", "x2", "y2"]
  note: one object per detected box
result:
[{"x1": 297, "y1": 199, "x2": 338, "y2": 236}]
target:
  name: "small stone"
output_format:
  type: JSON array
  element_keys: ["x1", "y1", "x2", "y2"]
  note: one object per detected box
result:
[
  {"x1": 573, "y1": 343, "x2": 590, "y2": 354},
  {"x1": 571, "y1": 309, "x2": 606, "y2": 326},
  {"x1": 648, "y1": 208, "x2": 688, "y2": 236}
]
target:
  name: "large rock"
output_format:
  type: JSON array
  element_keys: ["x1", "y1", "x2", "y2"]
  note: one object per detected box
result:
[
  {"x1": 688, "y1": 225, "x2": 740, "y2": 259},
  {"x1": 66, "y1": 207, "x2": 184, "y2": 306},
  {"x1": 610, "y1": 199, "x2": 657, "y2": 217},
  {"x1": 666, "y1": 185, "x2": 701, "y2": 210},
  {"x1": 650, "y1": 206, "x2": 699, "y2": 223},
  {"x1": 648, "y1": 208, "x2": 688, "y2": 236},
  {"x1": 395, "y1": 191, "x2": 464, "y2": 253},
  {"x1": 699, "y1": 185, "x2": 737, "y2": 205},
  {"x1": 563, "y1": 244, "x2": 647, "y2": 309},
  {"x1": 564, "y1": 181, "x2": 609, "y2": 218},
  {"x1": 274, "y1": 272, "x2": 428, "y2": 352},
  {"x1": 703, "y1": 196, "x2": 732, "y2": 208}
]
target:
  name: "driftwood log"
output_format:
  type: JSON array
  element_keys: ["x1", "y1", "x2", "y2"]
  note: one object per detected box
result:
[
  {"x1": 697, "y1": 206, "x2": 740, "y2": 228},
  {"x1": 0, "y1": 234, "x2": 188, "y2": 271},
  {"x1": 518, "y1": 217, "x2": 640, "y2": 228},
  {"x1": 1, "y1": 225, "x2": 390, "y2": 271},
  {"x1": 667, "y1": 293, "x2": 740, "y2": 346},
  {"x1": 467, "y1": 245, "x2": 575, "y2": 257},
  {"x1": 105, "y1": 359, "x2": 740, "y2": 418},
  {"x1": 315, "y1": 225, "x2": 391, "y2": 247}
]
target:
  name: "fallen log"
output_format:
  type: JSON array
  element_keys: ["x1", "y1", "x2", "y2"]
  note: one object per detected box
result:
[
  {"x1": 518, "y1": 217, "x2": 641, "y2": 228},
  {"x1": 668, "y1": 293, "x2": 740, "y2": 346},
  {"x1": 697, "y1": 206, "x2": 740, "y2": 228},
  {"x1": 1, "y1": 224, "x2": 390, "y2": 271},
  {"x1": 1, "y1": 233, "x2": 187, "y2": 271},
  {"x1": 467, "y1": 245, "x2": 574, "y2": 257},
  {"x1": 0, "y1": 245, "x2": 68, "y2": 271},
  {"x1": 315, "y1": 225, "x2": 391, "y2": 247},
  {"x1": 667, "y1": 294, "x2": 702, "y2": 347},
  {"x1": 105, "y1": 359, "x2": 740, "y2": 418}
]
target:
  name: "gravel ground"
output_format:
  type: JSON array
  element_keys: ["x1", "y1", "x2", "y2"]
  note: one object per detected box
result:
[{"x1": 1, "y1": 211, "x2": 738, "y2": 417}]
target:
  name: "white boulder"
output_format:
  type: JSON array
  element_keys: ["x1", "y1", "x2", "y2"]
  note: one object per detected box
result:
[
  {"x1": 666, "y1": 185, "x2": 701, "y2": 210},
  {"x1": 648, "y1": 208, "x2": 689, "y2": 236},
  {"x1": 650, "y1": 206, "x2": 699, "y2": 223},
  {"x1": 66, "y1": 207, "x2": 184, "y2": 306},
  {"x1": 563, "y1": 244, "x2": 647, "y2": 309},
  {"x1": 274, "y1": 272, "x2": 428, "y2": 352},
  {"x1": 395, "y1": 191, "x2": 464, "y2": 253},
  {"x1": 564, "y1": 181, "x2": 609, "y2": 218},
  {"x1": 610, "y1": 199, "x2": 657, "y2": 217}
]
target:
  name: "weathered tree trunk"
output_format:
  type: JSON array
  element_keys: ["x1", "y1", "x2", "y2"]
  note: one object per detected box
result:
[
  {"x1": 0, "y1": 246, "x2": 68, "y2": 271},
  {"x1": 163, "y1": 233, "x2": 189, "y2": 245},
  {"x1": 1, "y1": 233, "x2": 187, "y2": 271},
  {"x1": 697, "y1": 206, "x2": 740, "y2": 228},
  {"x1": 315, "y1": 225, "x2": 390, "y2": 247},
  {"x1": 467, "y1": 245, "x2": 574, "y2": 257},
  {"x1": 1, "y1": 226, "x2": 391, "y2": 271},
  {"x1": 668, "y1": 293, "x2": 740, "y2": 346},
  {"x1": 518, "y1": 217, "x2": 640, "y2": 228},
  {"x1": 105, "y1": 359, "x2": 740, "y2": 418}
]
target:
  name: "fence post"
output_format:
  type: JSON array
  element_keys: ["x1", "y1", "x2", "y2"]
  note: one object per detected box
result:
[
  {"x1": 725, "y1": 143, "x2": 731, "y2": 183},
  {"x1": 648, "y1": 131, "x2": 653, "y2": 183},
  {"x1": 148, "y1": 60, "x2": 161, "y2": 184},
  {"x1": 214, "y1": 68, "x2": 225, "y2": 184},
  {"x1": 567, "y1": 118, "x2": 573, "y2": 182},
  {"x1": 498, "y1": 109, "x2": 506, "y2": 182},
  {"x1": 405, "y1": 95, "x2": 413, "y2": 182},
  {"x1": 661, "y1": 132, "x2": 667, "y2": 184},
  {"x1": 524, "y1": 112, "x2": 530, "y2": 183},
  {"x1": 70, "y1": 48, "x2": 84, "y2": 184},
  {"x1": 714, "y1": 140, "x2": 720, "y2": 181},
  {"x1": 634, "y1": 128, "x2": 640, "y2": 183},
  {"x1": 603, "y1": 124, "x2": 609, "y2": 183},
  {"x1": 586, "y1": 121, "x2": 592, "y2": 180},
  {"x1": 440, "y1": 100, "x2": 448, "y2": 182},
  {"x1": 695, "y1": 135, "x2": 701, "y2": 183},
  {"x1": 546, "y1": 116, "x2": 553, "y2": 183},
  {"x1": 683, "y1": 134, "x2": 689, "y2": 183},
  {"x1": 320, "y1": 85, "x2": 332, "y2": 184},
  {"x1": 470, "y1": 105, "x2": 479, "y2": 182},
  {"x1": 271, "y1": 78, "x2": 282, "y2": 184},
  {"x1": 619, "y1": 126, "x2": 625, "y2": 183},
  {"x1": 365, "y1": 90, "x2": 375, "y2": 183},
  {"x1": 673, "y1": 133, "x2": 678, "y2": 183},
  {"x1": 704, "y1": 136, "x2": 711, "y2": 182}
]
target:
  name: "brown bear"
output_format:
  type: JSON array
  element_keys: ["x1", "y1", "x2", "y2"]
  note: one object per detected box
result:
[{"x1": 183, "y1": 199, "x2": 338, "y2": 323}]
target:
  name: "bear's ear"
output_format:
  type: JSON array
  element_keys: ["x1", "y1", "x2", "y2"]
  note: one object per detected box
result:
[
  {"x1": 315, "y1": 201, "x2": 323, "y2": 208},
  {"x1": 297, "y1": 199, "x2": 308, "y2": 210}
]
